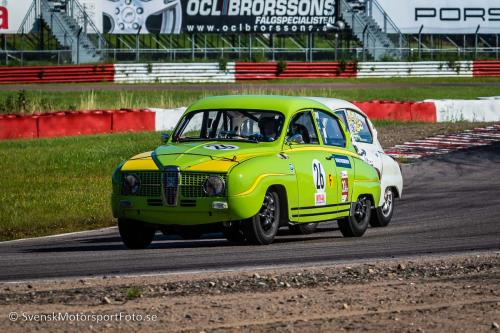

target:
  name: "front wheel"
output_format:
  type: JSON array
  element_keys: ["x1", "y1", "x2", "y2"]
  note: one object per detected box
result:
[
  {"x1": 338, "y1": 196, "x2": 371, "y2": 237},
  {"x1": 370, "y1": 188, "x2": 395, "y2": 228},
  {"x1": 241, "y1": 189, "x2": 280, "y2": 245},
  {"x1": 118, "y1": 218, "x2": 156, "y2": 249}
]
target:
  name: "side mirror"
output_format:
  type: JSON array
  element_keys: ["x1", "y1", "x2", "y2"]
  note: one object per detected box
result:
[
  {"x1": 286, "y1": 134, "x2": 304, "y2": 145},
  {"x1": 161, "y1": 133, "x2": 170, "y2": 144}
]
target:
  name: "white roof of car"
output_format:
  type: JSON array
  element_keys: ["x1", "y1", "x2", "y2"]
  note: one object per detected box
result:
[{"x1": 305, "y1": 97, "x2": 365, "y2": 115}]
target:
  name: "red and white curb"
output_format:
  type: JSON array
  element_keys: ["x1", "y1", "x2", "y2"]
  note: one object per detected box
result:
[{"x1": 385, "y1": 124, "x2": 500, "y2": 159}]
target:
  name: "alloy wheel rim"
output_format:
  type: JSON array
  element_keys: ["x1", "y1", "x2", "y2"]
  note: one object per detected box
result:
[
  {"x1": 259, "y1": 193, "x2": 277, "y2": 232},
  {"x1": 354, "y1": 197, "x2": 369, "y2": 222},
  {"x1": 381, "y1": 189, "x2": 394, "y2": 218}
]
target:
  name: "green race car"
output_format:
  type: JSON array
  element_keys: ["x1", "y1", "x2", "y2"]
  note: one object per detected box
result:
[{"x1": 112, "y1": 96, "x2": 381, "y2": 248}]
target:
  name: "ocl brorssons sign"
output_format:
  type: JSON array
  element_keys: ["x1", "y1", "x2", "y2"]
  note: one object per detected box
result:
[{"x1": 182, "y1": 0, "x2": 337, "y2": 33}]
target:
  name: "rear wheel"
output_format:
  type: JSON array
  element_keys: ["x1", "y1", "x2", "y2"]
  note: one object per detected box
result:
[
  {"x1": 118, "y1": 218, "x2": 156, "y2": 249},
  {"x1": 288, "y1": 223, "x2": 318, "y2": 235},
  {"x1": 338, "y1": 196, "x2": 371, "y2": 237},
  {"x1": 370, "y1": 188, "x2": 395, "y2": 228},
  {"x1": 242, "y1": 190, "x2": 280, "y2": 245}
]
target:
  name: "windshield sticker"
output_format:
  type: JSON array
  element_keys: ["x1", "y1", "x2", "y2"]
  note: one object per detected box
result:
[
  {"x1": 347, "y1": 111, "x2": 365, "y2": 142},
  {"x1": 204, "y1": 144, "x2": 240, "y2": 151},
  {"x1": 341, "y1": 171, "x2": 349, "y2": 203},
  {"x1": 312, "y1": 159, "x2": 326, "y2": 206},
  {"x1": 333, "y1": 155, "x2": 352, "y2": 169}
]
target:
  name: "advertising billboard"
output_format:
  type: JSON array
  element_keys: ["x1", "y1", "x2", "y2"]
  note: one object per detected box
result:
[
  {"x1": 0, "y1": 0, "x2": 32, "y2": 34},
  {"x1": 103, "y1": 0, "x2": 336, "y2": 34},
  {"x1": 376, "y1": 0, "x2": 500, "y2": 34},
  {"x1": 0, "y1": 0, "x2": 336, "y2": 35}
]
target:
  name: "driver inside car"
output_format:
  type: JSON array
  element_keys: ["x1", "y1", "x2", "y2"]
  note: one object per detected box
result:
[{"x1": 258, "y1": 117, "x2": 280, "y2": 142}]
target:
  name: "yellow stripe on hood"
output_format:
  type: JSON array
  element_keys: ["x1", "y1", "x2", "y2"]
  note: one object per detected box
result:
[{"x1": 121, "y1": 152, "x2": 159, "y2": 171}]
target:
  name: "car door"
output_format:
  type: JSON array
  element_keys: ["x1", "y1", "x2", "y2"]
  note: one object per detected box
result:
[
  {"x1": 314, "y1": 110, "x2": 354, "y2": 211},
  {"x1": 335, "y1": 109, "x2": 383, "y2": 174},
  {"x1": 283, "y1": 110, "x2": 341, "y2": 223}
]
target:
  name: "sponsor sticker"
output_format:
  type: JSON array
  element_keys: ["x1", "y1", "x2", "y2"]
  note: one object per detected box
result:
[
  {"x1": 204, "y1": 144, "x2": 239, "y2": 151},
  {"x1": 334, "y1": 155, "x2": 352, "y2": 169},
  {"x1": 315, "y1": 192, "x2": 326, "y2": 206},
  {"x1": 341, "y1": 170, "x2": 349, "y2": 203},
  {"x1": 288, "y1": 163, "x2": 295, "y2": 174},
  {"x1": 328, "y1": 174, "x2": 333, "y2": 188}
]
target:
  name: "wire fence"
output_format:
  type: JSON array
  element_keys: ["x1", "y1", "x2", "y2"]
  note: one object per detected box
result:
[{"x1": 0, "y1": 47, "x2": 499, "y2": 66}]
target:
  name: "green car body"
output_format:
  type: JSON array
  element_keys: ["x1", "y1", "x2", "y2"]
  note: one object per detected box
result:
[{"x1": 111, "y1": 96, "x2": 381, "y2": 247}]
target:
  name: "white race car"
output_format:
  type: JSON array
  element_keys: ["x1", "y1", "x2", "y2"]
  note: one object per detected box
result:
[{"x1": 308, "y1": 97, "x2": 403, "y2": 227}]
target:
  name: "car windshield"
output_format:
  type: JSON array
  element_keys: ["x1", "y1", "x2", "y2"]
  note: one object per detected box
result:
[{"x1": 174, "y1": 109, "x2": 285, "y2": 143}]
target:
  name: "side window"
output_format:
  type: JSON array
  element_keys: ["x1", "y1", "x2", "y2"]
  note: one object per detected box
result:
[
  {"x1": 286, "y1": 111, "x2": 319, "y2": 144},
  {"x1": 334, "y1": 109, "x2": 348, "y2": 130},
  {"x1": 346, "y1": 110, "x2": 373, "y2": 144},
  {"x1": 314, "y1": 110, "x2": 346, "y2": 147}
]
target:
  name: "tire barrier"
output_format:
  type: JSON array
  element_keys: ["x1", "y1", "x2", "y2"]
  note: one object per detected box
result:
[
  {"x1": 235, "y1": 62, "x2": 357, "y2": 80},
  {"x1": 357, "y1": 61, "x2": 473, "y2": 78},
  {"x1": 114, "y1": 63, "x2": 236, "y2": 83},
  {"x1": 352, "y1": 101, "x2": 437, "y2": 123},
  {"x1": 0, "y1": 65, "x2": 115, "y2": 84},
  {"x1": 0, "y1": 61, "x2": 499, "y2": 85},
  {"x1": 0, "y1": 114, "x2": 39, "y2": 139},
  {"x1": 428, "y1": 100, "x2": 500, "y2": 123},
  {"x1": 112, "y1": 109, "x2": 156, "y2": 133},
  {"x1": 0, "y1": 109, "x2": 155, "y2": 140},
  {"x1": 473, "y1": 61, "x2": 500, "y2": 77},
  {"x1": 1, "y1": 99, "x2": 499, "y2": 140}
]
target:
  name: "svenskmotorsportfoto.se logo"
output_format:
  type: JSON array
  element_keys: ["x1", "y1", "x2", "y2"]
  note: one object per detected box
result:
[{"x1": 8, "y1": 311, "x2": 158, "y2": 323}]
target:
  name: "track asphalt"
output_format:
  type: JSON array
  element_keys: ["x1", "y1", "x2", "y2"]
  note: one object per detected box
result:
[{"x1": 0, "y1": 143, "x2": 499, "y2": 282}]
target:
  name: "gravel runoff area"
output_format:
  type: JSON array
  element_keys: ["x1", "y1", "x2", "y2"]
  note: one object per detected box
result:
[{"x1": 0, "y1": 252, "x2": 498, "y2": 333}]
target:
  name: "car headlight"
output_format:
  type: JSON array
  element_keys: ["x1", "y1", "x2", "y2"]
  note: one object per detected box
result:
[
  {"x1": 122, "y1": 174, "x2": 141, "y2": 195},
  {"x1": 203, "y1": 176, "x2": 226, "y2": 196}
]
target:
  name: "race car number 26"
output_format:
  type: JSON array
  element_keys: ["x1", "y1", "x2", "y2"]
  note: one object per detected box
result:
[{"x1": 312, "y1": 160, "x2": 325, "y2": 191}]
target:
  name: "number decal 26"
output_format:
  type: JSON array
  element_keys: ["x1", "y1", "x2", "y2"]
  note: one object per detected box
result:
[{"x1": 312, "y1": 159, "x2": 325, "y2": 191}]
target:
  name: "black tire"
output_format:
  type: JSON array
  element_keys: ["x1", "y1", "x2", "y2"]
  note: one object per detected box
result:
[
  {"x1": 118, "y1": 218, "x2": 156, "y2": 249},
  {"x1": 241, "y1": 190, "x2": 280, "y2": 245},
  {"x1": 338, "y1": 196, "x2": 371, "y2": 237},
  {"x1": 369, "y1": 188, "x2": 395, "y2": 228},
  {"x1": 288, "y1": 223, "x2": 318, "y2": 235},
  {"x1": 222, "y1": 221, "x2": 246, "y2": 244}
]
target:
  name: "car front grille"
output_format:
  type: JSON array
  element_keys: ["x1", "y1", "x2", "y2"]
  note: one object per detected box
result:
[{"x1": 121, "y1": 171, "x2": 227, "y2": 202}]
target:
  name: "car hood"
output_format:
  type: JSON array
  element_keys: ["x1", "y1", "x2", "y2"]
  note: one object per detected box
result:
[{"x1": 122, "y1": 141, "x2": 277, "y2": 173}]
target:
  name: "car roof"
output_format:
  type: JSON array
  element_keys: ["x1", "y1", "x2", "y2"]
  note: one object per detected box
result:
[
  {"x1": 305, "y1": 97, "x2": 366, "y2": 115},
  {"x1": 186, "y1": 95, "x2": 332, "y2": 116}
]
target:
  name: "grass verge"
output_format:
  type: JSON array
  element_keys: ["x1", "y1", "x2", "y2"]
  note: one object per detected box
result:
[
  {"x1": 0, "y1": 121, "x2": 495, "y2": 241},
  {"x1": 0, "y1": 77, "x2": 499, "y2": 114}
]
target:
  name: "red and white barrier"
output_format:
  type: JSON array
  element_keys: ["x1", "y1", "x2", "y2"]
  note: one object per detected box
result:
[
  {"x1": 1, "y1": 60, "x2": 500, "y2": 84},
  {"x1": 428, "y1": 100, "x2": 500, "y2": 123},
  {"x1": 1, "y1": 99, "x2": 499, "y2": 140}
]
